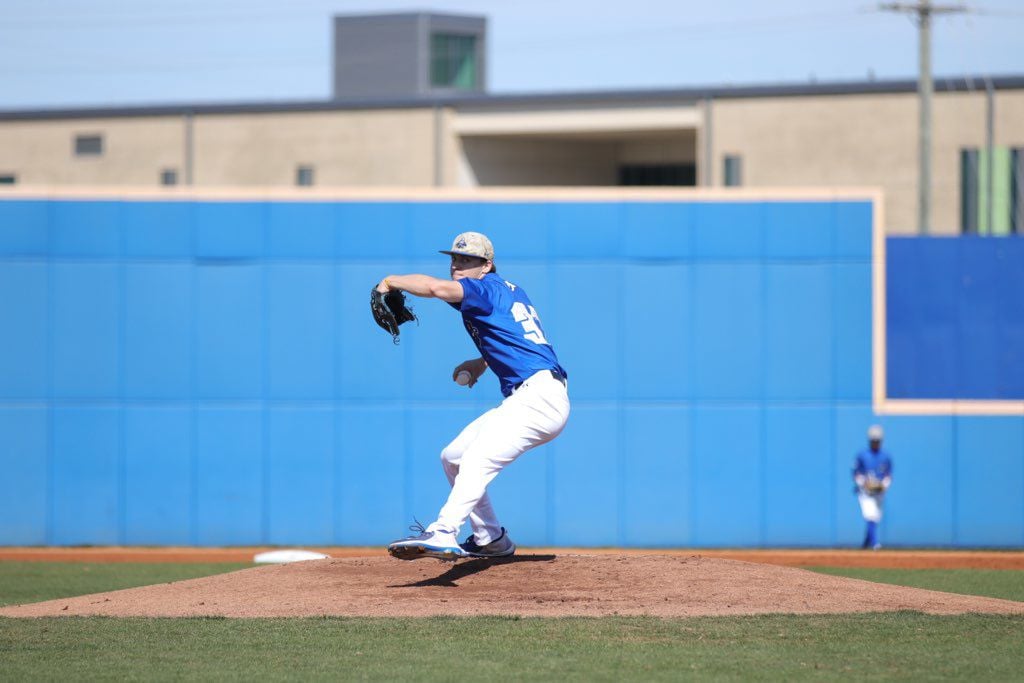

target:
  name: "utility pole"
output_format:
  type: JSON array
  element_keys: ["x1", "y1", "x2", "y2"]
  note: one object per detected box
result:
[{"x1": 880, "y1": 1, "x2": 967, "y2": 234}]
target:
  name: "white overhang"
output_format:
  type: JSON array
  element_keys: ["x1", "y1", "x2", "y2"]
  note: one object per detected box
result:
[{"x1": 452, "y1": 105, "x2": 701, "y2": 137}]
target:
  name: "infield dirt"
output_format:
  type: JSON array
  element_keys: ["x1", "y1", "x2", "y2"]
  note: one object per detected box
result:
[{"x1": 2, "y1": 554, "x2": 1023, "y2": 618}]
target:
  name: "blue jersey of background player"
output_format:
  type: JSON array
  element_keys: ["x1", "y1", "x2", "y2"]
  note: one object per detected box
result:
[{"x1": 853, "y1": 424, "x2": 893, "y2": 550}]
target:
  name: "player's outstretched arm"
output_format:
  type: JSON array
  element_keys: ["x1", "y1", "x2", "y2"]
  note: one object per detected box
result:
[{"x1": 378, "y1": 275, "x2": 463, "y2": 303}]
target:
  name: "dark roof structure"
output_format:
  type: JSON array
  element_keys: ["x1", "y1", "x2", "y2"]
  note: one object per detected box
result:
[{"x1": 2, "y1": 75, "x2": 1022, "y2": 121}]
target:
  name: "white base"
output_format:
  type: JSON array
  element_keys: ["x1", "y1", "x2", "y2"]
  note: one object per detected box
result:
[{"x1": 253, "y1": 549, "x2": 331, "y2": 564}]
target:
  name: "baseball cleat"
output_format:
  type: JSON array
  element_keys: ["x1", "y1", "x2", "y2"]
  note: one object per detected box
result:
[
  {"x1": 387, "y1": 524, "x2": 468, "y2": 562},
  {"x1": 460, "y1": 527, "x2": 516, "y2": 558}
]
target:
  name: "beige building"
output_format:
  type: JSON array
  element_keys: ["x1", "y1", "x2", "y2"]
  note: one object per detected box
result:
[{"x1": 0, "y1": 12, "x2": 1022, "y2": 236}]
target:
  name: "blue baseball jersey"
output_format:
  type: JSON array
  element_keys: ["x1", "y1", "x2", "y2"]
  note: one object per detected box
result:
[
  {"x1": 854, "y1": 449, "x2": 893, "y2": 480},
  {"x1": 453, "y1": 273, "x2": 566, "y2": 397}
]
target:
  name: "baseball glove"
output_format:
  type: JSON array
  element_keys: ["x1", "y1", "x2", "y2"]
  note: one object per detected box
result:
[
  {"x1": 864, "y1": 476, "x2": 886, "y2": 494},
  {"x1": 370, "y1": 286, "x2": 417, "y2": 343}
]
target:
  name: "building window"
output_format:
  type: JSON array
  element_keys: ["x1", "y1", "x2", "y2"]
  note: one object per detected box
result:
[
  {"x1": 74, "y1": 134, "x2": 104, "y2": 157},
  {"x1": 961, "y1": 146, "x2": 1022, "y2": 235},
  {"x1": 723, "y1": 155, "x2": 743, "y2": 187},
  {"x1": 0, "y1": 174, "x2": 15, "y2": 185},
  {"x1": 618, "y1": 163, "x2": 696, "y2": 186},
  {"x1": 296, "y1": 165, "x2": 315, "y2": 187},
  {"x1": 430, "y1": 33, "x2": 477, "y2": 90},
  {"x1": 160, "y1": 169, "x2": 178, "y2": 186},
  {"x1": 960, "y1": 149, "x2": 979, "y2": 234}
]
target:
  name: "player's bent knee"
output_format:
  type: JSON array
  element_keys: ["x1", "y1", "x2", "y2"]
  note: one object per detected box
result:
[{"x1": 440, "y1": 445, "x2": 461, "y2": 466}]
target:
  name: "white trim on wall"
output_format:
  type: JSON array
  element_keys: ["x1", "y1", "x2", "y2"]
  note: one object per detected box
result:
[{"x1": 0, "y1": 185, "x2": 881, "y2": 202}]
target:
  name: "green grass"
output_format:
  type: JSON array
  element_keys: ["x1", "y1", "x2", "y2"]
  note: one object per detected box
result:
[
  {"x1": 0, "y1": 562, "x2": 251, "y2": 607},
  {"x1": 808, "y1": 567, "x2": 1024, "y2": 603},
  {"x1": 1, "y1": 613, "x2": 1022, "y2": 681},
  {"x1": 1, "y1": 563, "x2": 1022, "y2": 681}
]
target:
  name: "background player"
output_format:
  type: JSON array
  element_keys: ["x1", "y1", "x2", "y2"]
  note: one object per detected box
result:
[
  {"x1": 379, "y1": 232, "x2": 570, "y2": 560},
  {"x1": 853, "y1": 424, "x2": 893, "y2": 550}
]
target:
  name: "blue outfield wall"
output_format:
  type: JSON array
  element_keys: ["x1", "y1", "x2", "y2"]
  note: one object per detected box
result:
[
  {"x1": 0, "y1": 196, "x2": 1022, "y2": 548},
  {"x1": 887, "y1": 236, "x2": 1024, "y2": 400}
]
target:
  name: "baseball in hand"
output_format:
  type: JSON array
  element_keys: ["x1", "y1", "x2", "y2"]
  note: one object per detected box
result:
[{"x1": 455, "y1": 370, "x2": 472, "y2": 386}]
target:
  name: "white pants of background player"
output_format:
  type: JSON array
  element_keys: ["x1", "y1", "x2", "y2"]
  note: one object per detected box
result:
[
  {"x1": 428, "y1": 369, "x2": 570, "y2": 545},
  {"x1": 857, "y1": 491, "x2": 885, "y2": 522}
]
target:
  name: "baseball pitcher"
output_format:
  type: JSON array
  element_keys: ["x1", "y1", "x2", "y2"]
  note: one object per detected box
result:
[
  {"x1": 852, "y1": 424, "x2": 893, "y2": 550},
  {"x1": 375, "y1": 232, "x2": 570, "y2": 561}
]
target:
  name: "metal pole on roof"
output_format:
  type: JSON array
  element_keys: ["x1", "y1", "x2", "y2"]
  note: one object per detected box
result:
[
  {"x1": 702, "y1": 96, "x2": 714, "y2": 187},
  {"x1": 880, "y1": 1, "x2": 967, "y2": 234},
  {"x1": 433, "y1": 104, "x2": 444, "y2": 187},
  {"x1": 184, "y1": 111, "x2": 194, "y2": 186},
  {"x1": 985, "y1": 77, "x2": 994, "y2": 234}
]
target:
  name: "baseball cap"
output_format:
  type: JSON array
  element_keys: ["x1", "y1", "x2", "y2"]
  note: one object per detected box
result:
[
  {"x1": 439, "y1": 232, "x2": 494, "y2": 261},
  {"x1": 867, "y1": 424, "x2": 884, "y2": 441}
]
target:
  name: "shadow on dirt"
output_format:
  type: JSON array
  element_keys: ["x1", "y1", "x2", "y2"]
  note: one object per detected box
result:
[{"x1": 389, "y1": 554, "x2": 557, "y2": 588}]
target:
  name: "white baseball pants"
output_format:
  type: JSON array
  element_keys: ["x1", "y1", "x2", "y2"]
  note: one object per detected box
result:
[
  {"x1": 857, "y1": 492, "x2": 885, "y2": 523},
  {"x1": 428, "y1": 369, "x2": 570, "y2": 544}
]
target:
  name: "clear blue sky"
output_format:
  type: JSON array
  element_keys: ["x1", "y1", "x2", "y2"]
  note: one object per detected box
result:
[{"x1": 2, "y1": 0, "x2": 1022, "y2": 110}]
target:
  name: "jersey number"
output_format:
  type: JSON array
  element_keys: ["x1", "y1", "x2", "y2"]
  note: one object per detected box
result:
[{"x1": 511, "y1": 302, "x2": 549, "y2": 345}]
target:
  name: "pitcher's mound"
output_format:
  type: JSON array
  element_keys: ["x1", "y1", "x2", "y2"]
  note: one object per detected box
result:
[{"x1": 3, "y1": 554, "x2": 1023, "y2": 618}]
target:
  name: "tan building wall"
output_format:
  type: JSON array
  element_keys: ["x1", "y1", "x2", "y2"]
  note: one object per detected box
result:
[
  {"x1": 0, "y1": 117, "x2": 186, "y2": 186},
  {"x1": 710, "y1": 89, "x2": 1024, "y2": 235},
  {"x1": 193, "y1": 109, "x2": 437, "y2": 187},
  {"x1": 0, "y1": 109, "x2": 439, "y2": 188}
]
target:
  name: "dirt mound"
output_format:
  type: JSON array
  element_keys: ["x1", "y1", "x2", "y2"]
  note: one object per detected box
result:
[
  {"x1": 3, "y1": 554, "x2": 1022, "y2": 618},
  {"x1": 6, "y1": 547, "x2": 1024, "y2": 569}
]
